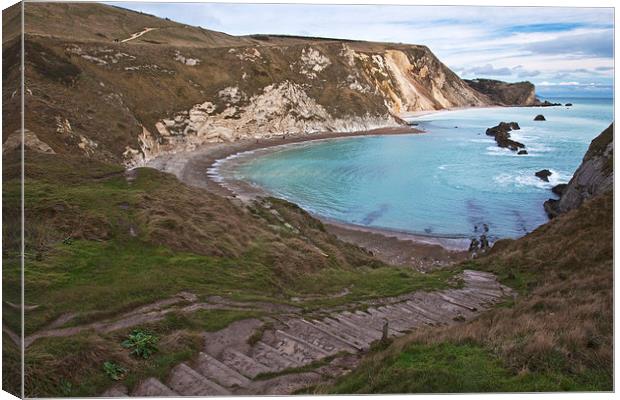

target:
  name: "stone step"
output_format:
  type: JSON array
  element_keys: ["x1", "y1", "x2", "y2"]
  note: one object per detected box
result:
[
  {"x1": 306, "y1": 319, "x2": 368, "y2": 350},
  {"x1": 327, "y1": 314, "x2": 384, "y2": 341},
  {"x1": 348, "y1": 310, "x2": 400, "y2": 335},
  {"x1": 397, "y1": 303, "x2": 439, "y2": 325},
  {"x1": 220, "y1": 348, "x2": 271, "y2": 379},
  {"x1": 298, "y1": 318, "x2": 365, "y2": 351},
  {"x1": 321, "y1": 317, "x2": 376, "y2": 344},
  {"x1": 404, "y1": 301, "x2": 447, "y2": 325},
  {"x1": 266, "y1": 330, "x2": 328, "y2": 365},
  {"x1": 420, "y1": 293, "x2": 464, "y2": 317},
  {"x1": 195, "y1": 352, "x2": 251, "y2": 388},
  {"x1": 393, "y1": 304, "x2": 430, "y2": 327},
  {"x1": 168, "y1": 363, "x2": 231, "y2": 396},
  {"x1": 132, "y1": 378, "x2": 178, "y2": 397},
  {"x1": 284, "y1": 318, "x2": 357, "y2": 354},
  {"x1": 335, "y1": 312, "x2": 386, "y2": 339},
  {"x1": 437, "y1": 292, "x2": 479, "y2": 312},
  {"x1": 452, "y1": 288, "x2": 490, "y2": 303},
  {"x1": 252, "y1": 340, "x2": 300, "y2": 369},
  {"x1": 365, "y1": 308, "x2": 411, "y2": 333},
  {"x1": 375, "y1": 305, "x2": 420, "y2": 330},
  {"x1": 451, "y1": 289, "x2": 491, "y2": 306}
]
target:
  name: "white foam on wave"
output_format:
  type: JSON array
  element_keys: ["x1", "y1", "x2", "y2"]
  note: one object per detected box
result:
[
  {"x1": 469, "y1": 138, "x2": 494, "y2": 144},
  {"x1": 493, "y1": 169, "x2": 569, "y2": 189},
  {"x1": 485, "y1": 146, "x2": 517, "y2": 156}
]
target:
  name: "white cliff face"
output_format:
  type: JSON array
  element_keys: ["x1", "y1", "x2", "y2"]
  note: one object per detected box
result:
[
  {"x1": 125, "y1": 80, "x2": 399, "y2": 166},
  {"x1": 298, "y1": 47, "x2": 331, "y2": 79}
]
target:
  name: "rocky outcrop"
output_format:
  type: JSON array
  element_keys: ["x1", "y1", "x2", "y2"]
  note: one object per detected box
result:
[
  {"x1": 534, "y1": 100, "x2": 562, "y2": 107},
  {"x1": 534, "y1": 114, "x2": 546, "y2": 121},
  {"x1": 544, "y1": 124, "x2": 614, "y2": 218},
  {"x1": 464, "y1": 79, "x2": 538, "y2": 106},
  {"x1": 535, "y1": 169, "x2": 552, "y2": 182},
  {"x1": 485, "y1": 122, "x2": 525, "y2": 152}
]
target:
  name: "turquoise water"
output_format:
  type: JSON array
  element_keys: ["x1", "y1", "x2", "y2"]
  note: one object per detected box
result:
[{"x1": 227, "y1": 98, "x2": 613, "y2": 241}]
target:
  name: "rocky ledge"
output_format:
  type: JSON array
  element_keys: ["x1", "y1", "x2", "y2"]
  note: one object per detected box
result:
[{"x1": 485, "y1": 122, "x2": 525, "y2": 152}]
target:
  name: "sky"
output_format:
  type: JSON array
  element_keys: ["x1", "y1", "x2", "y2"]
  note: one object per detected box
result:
[{"x1": 110, "y1": 2, "x2": 614, "y2": 97}]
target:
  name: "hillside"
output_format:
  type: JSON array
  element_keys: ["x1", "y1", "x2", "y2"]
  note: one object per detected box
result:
[{"x1": 4, "y1": 2, "x2": 542, "y2": 169}]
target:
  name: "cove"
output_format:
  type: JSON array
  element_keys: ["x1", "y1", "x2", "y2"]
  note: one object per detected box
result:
[{"x1": 217, "y1": 98, "x2": 613, "y2": 241}]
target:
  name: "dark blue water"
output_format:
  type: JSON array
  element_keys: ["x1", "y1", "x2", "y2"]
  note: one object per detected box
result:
[{"x1": 227, "y1": 98, "x2": 613, "y2": 240}]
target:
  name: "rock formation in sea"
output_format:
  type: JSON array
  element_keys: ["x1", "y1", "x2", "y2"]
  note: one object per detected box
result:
[
  {"x1": 544, "y1": 124, "x2": 614, "y2": 218},
  {"x1": 485, "y1": 122, "x2": 525, "y2": 152},
  {"x1": 535, "y1": 169, "x2": 552, "y2": 182},
  {"x1": 6, "y1": 2, "x2": 551, "y2": 169},
  {"x1": 534, "y1": 114, "x2": 546, "y2": 121}
]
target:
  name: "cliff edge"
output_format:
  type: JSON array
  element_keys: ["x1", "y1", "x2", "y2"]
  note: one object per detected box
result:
[{"x1": 544, "y1": 123, "x2": 614, "y2": 218}]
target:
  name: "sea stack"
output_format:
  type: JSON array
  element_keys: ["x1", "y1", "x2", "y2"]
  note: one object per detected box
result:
[{"x1": 535, "y1": 169, "x2": 552, "y2": 182}]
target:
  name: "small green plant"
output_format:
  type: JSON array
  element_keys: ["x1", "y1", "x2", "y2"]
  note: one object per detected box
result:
[
  {"x1": 103, "y1": 361, "x2": 128, "y2": 381},
  {"x1": 121, "y1": 329, "x2": 159, "y2": 359}
]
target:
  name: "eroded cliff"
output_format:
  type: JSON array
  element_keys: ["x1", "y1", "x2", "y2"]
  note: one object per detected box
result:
[{"x1": 544, "y1": 123, "x2": 614, "y2": 218}]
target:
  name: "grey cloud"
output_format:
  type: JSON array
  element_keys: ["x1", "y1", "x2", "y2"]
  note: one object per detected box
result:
[{"x1": 524, "y1": 30, "x2": 613, "y2": 58}]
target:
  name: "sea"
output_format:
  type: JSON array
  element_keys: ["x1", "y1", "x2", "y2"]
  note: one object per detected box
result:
[{"x1": 218, "y1": 98, "x2": 613, "y2": 241}]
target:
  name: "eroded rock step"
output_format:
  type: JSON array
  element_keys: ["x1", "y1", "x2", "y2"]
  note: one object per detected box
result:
[
  {"x1": 195, "y1": 352, "x2": 251, "y2": 389},
  {"x1": 220, "y1": 348, "x2": 272, "y2": 378},
  {"x1": 168, "y1": 363, "x2": 231, "y2": 396},
  {"x1": 251, "y1": 340, "x2": 300, "y2": 369},
  {"x1": 265, "y1": 330, "x2": 329, "y2": 365},
  {"x1": 437, "y1": 292, "x2": 480, "y2": 312},
  {"x1": 132, "y1": 378, "x2": 178, "y2": 397},
  {"x1": 118, "y1": 270, "x2": 513, "y2": 396},
  {"x1": 318, "y1": 317, "x2": 376, "y2": 347},
  {"x1": 284, "y1": 318, "x2": 358, "y2": 354},
  {"x1": 330, "y1": 313, "x2": 390, "y2": 340},
  {"x1": 335, "y1": 312, "x2": 388, "y2": 339},
  {"x1": 371, "y1": 306, "x2": 419, "y2": 332},
  {"x1": 298, "y1": 318, "x2": 366, "y2": 351}
]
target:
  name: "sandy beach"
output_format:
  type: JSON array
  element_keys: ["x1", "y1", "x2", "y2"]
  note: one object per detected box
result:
[{"x1": 147, "y1": 124, "x2": 471, "y2": 269}]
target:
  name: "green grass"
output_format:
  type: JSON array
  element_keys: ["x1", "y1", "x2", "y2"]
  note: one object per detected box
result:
[{"x1": 328, "y1": 342, "x2": 611, "y2": 394}]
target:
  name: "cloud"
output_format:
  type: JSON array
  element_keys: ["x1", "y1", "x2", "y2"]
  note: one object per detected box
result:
[
  {"x1": 458, "y1": 64, "x2": 541, "y2": 79},
  {"x1": 524, "y1": 30, "x2": 613, "y2": 58},
  {"x1": 459, "y1": 64, "x2": 512, "y2": 76}
]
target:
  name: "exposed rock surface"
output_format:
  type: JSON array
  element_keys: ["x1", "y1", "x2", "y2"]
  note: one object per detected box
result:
[
  {"x1": 551, "y1": 183, "x2": 567, "y2": 196},
  {"x1": 544, "y1": 124, "x2": 613, "y2": 218},
  {"x1": 535, "y1": 169, "x2": 552, "y2": 182},
  {"x1": 534, "y1": 114, "x2": 546, "y2": 121},
  {"x1": 464, "y1": 79, "x2": 538, "y2": 106},
  {"x1": 485, "y1": 122, "x2": 525, "y2": 152}
]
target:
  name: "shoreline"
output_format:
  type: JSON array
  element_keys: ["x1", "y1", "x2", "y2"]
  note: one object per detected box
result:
[{"x1": 146, "y1": 123, "x2": 472, "y2": 264}]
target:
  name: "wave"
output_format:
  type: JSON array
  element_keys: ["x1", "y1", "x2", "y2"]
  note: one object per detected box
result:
[{"x1": 493, "y1": 169, "x2": 569, "y2": 189}]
